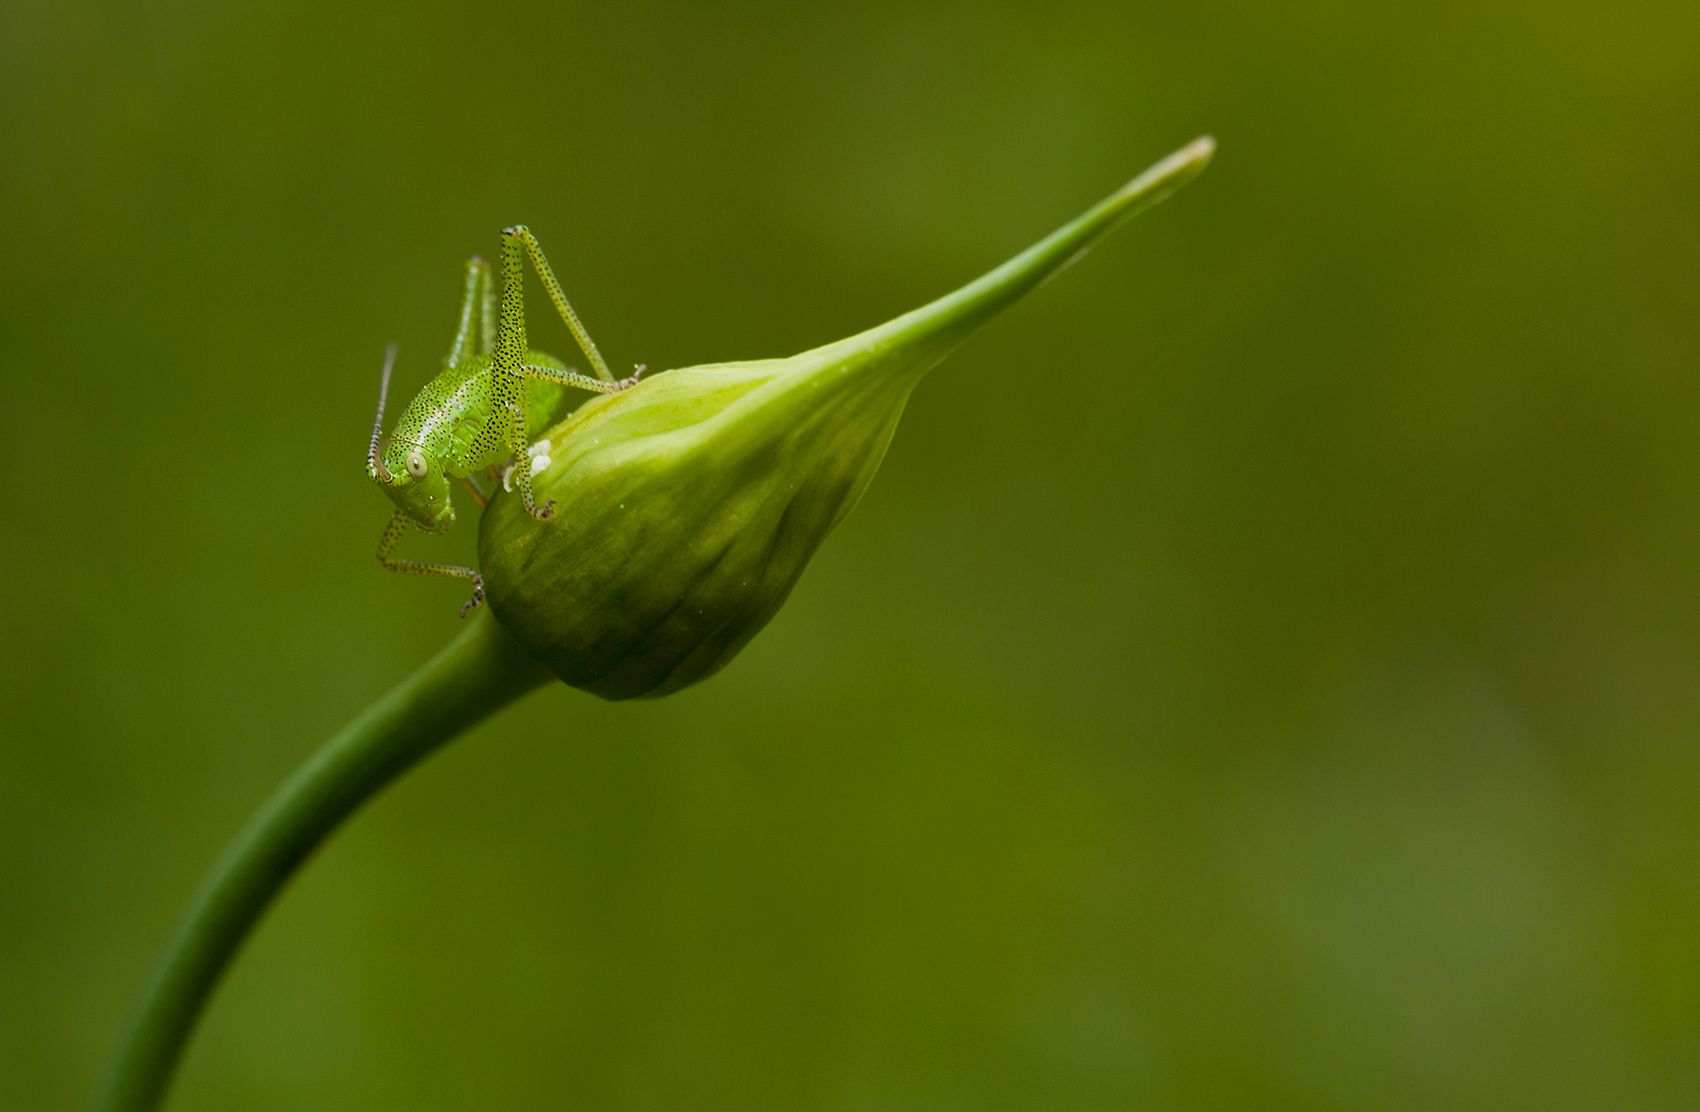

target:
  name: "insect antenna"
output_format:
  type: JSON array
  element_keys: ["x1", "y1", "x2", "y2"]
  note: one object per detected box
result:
[{"x1": 368, "y1": 343, "x2": 397, "y2": 483}]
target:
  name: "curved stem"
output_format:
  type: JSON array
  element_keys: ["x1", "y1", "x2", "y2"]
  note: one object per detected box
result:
[{"x1": 94, "y1": 614, "x2": 551, "y2": 1112}]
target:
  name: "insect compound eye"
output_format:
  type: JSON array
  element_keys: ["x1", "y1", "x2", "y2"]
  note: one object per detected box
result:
[{"x1": 405, "y1": 450, "x2": 429, "y2": 480}]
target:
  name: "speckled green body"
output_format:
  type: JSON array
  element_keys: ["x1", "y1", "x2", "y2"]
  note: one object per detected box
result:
[
  {"x1": 383, "y1": 353, "x2": 568, "y2": 477},
  {"x1": 376, "y1": 350, "x2": 570, "y2": 533}
]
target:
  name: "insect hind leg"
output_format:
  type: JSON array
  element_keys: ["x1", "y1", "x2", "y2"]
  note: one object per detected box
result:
[
  {"x1": 501, "y1": 225, "x2": 616, "y2": 383},
  {"x1": 444, "y1": 257, "x2": 495, "y2": 368}
]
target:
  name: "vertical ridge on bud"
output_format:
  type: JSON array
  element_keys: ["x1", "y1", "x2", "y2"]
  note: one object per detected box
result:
[{"x1": 479, "y1": 138, "x2": 1215, "y2": 699}]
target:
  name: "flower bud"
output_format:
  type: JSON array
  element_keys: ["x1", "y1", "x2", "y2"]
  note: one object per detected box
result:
[{"x1": 478, "y1": 138, "x2": 1213, "y2": 699}]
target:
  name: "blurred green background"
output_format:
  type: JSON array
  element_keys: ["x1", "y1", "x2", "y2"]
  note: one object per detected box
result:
[{"x1": 3, "y1": 0, "x2": 1697, "y2": 1108}]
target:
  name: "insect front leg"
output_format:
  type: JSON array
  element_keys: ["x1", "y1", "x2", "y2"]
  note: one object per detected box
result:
[
  {"x1": 375, "y1": 510, "x2": 486, "y2": 617},
  {"x1": 502, "y1": 394, "x2": 554, "y2": 521}
]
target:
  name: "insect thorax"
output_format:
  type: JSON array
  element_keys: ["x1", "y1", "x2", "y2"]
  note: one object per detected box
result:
[{"x1": 383, "y1": 352, "x2": 570, "y2": 479}]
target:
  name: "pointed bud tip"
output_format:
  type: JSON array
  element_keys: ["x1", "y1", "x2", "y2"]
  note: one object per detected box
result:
[{"x1": 1117, "y1": 135, "x2": 1216, "y2": 202}]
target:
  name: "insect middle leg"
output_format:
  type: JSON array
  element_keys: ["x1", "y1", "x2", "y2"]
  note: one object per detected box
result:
[
  {"x1": 375, "y1": 510, "x2": 485, "y2": 617},
  {"x1": 518, "y1": 361, "x2": 640, "y2": 394}
]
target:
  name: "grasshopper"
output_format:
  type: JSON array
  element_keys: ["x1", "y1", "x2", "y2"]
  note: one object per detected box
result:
[{"x1": 365, "y1": 226, "x2": 640, "y2": 616}]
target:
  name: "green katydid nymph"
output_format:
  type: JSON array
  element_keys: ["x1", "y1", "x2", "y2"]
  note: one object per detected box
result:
[{"x1": 365, "y1": 225, "x2": 641, "y2": 617}]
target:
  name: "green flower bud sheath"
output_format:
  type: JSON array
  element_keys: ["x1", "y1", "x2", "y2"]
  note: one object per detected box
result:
[
  {"x1": 96, "y1": 137, "x2": 1212, "y2": 1111},
  {"x1": 481, "y1": 136, "x2": 1215, "y2": 697}
]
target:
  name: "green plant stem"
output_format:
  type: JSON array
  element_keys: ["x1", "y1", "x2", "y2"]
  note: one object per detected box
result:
[{"x1": 94, "y1": 613, "x2": 550, "y2": 1112}]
